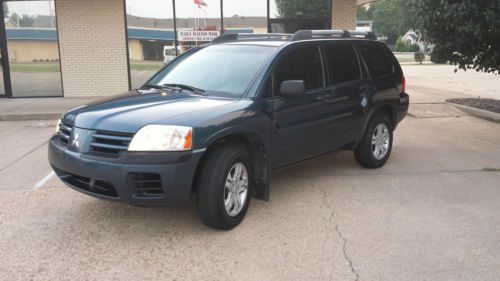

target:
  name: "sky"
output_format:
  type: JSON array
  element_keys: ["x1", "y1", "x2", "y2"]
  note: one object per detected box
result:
[
  {"x1": 5, "y1": 0, "x2": 278, "y2": 19},
  {"x1": 126, "y1": 0, "x2": 276, "y2": 18},
  {"x1": 5, "y1": 1, "x2": 54, "y2": 17}
]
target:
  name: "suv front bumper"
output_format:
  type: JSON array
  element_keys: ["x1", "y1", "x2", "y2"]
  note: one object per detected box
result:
[{"x1": 48, "y1": 136, "x2": 205, "y2": 206}]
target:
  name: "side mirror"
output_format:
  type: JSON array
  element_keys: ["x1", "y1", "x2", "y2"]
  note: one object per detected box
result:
[{"x1": 279, "y1": 80, "x2": 305, "y2": 98}]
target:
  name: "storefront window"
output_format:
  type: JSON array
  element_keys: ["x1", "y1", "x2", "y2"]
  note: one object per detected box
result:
[
  {"x1": 5, "y1": 0, "x2": 62, "y2": 97},
  {"x1": 222, "y1": 0, "x2": 267, "y2": 34},
  {"x1": 126, "y1": 0, "x2": 175, "y2": 89},
  {"x1": 175, "y1": 0, "x2": 221, "y2": 54},
  {"x1": 270, "y1": 0, "x2": 330, "y2": 33}
]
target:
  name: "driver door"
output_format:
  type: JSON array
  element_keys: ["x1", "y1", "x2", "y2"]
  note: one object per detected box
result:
[{"x1": 270, "y1": 44, "x2": 334, "y2": 168}]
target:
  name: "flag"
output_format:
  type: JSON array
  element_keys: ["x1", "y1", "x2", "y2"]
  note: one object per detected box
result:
[{"x1": 194, "y1": 0, "x2": 208, "y2": 9}]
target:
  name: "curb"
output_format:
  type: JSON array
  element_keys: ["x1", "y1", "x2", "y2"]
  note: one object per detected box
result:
[
  {"x1": 0, "y1": 112, "x2": 61, "y2": 121},
  {"x1": 447, "y1": 102, "x2": 500, "y2": 123}
]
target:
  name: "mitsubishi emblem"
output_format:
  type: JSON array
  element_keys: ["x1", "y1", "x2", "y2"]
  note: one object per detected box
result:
[{"x1": 71, "y1": 132, "x2": 79, "y2": 150}]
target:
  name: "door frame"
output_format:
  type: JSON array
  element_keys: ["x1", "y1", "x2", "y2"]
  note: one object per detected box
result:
[{"x1": 0, "y1": 0, "x2": 12, "y2": 98}]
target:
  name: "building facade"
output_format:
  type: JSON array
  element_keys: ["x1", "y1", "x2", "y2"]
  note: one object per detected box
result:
[{"x1": 0, "y1": 0, "x2": 358, "y2": 98}]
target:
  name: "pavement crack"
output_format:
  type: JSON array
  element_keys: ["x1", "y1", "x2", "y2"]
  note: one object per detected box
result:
[
  {"x1": 0, "y1": 140, "x2": 48, "y2": 172},
  {"x1": 317, "y1": 182, "x2": 360, "y2": 281},
  {"x1": 335, "y1": 224, "x2": 360, "y2": 281}
]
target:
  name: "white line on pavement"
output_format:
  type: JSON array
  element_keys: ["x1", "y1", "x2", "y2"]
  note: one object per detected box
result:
[{"x1": 33, "y1": 171, "x2": 55, "y2": 191}]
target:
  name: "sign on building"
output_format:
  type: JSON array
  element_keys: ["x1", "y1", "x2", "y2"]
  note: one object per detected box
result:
[{"x1": 178, "y1": 30, "x2": 220, "y2": 42}]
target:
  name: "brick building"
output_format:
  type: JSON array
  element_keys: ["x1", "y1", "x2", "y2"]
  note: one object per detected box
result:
[{"x1": 0, "y1": 0, "x2": 360, "y2": 98}]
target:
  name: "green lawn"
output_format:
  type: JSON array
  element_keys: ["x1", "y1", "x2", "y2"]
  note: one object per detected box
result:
[
  {"x1": 130, "y1": 62, "x2": 164, "y2": 71},
  {"x1": 9, "y1": 63, "x2": 61, "y2": 73}
]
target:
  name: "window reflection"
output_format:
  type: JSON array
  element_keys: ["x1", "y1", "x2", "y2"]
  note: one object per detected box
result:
[
  {"x1": 175, "y1": 0, "x2": 221, "y2": 54},
  {"x1": 269, "y1": 0, "x2": 330, "y2": 33},
  {"x1": 5, "y1": 0, "x2": 62, "y2": 97},
  {"x1": 126, "y1": 0, "x2": 175, "y2": 89},
  {"x1": 222, "y1": 0, "x2": 267, "y2": 34}
]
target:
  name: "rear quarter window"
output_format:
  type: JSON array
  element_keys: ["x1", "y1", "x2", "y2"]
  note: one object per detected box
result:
[{"x1": 358, "y1": 44, "x2": 394, "y2": 78}]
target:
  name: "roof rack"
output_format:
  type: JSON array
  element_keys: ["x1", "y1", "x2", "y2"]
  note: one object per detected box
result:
[
  {"x1": 210, "y1": 30, "x2": 377, "y2": 44},
  {"x1": 290, "y1": 30, "x2": 377, "y2": 41},
  {"x1": 211, "y1": 33, "x2": 292, "y2": 43}
]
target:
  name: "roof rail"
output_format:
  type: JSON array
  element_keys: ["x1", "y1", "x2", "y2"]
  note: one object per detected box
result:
[
  {"x1": 290, "y1": 30, "x2": 377, "y2": 41},
  {"x1": 211, "y1": 33, "x2": 292, "y2": 44}
]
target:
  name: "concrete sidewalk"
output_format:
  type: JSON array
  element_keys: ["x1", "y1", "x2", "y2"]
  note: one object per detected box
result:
[{"x1": 0, "y1": 97, "x2": 100, "y2": 121}]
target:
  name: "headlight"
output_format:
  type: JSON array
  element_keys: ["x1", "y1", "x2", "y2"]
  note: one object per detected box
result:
[
  {"x1": 128, "y1": 125, "x2": 193, "y2": 152},
  {"x1": 55, "y1": 119, "x2": 62, "y2": 133}
]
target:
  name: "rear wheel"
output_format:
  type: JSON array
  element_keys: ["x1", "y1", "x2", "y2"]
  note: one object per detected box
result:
[
  {"x1": 354, "y1": 114, "x2": 393, "y2": 168},
  {"x1": 196, "y1": 145, "x2": 252, "y2": 230}
]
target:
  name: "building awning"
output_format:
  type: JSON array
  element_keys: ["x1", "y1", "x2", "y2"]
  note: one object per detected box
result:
[
  {"x1": 6, "y1": 28, "x2": 58, "y2": 40},
  {"x1": 5, "y1": 27, "x2": 255, "y2": 42}
]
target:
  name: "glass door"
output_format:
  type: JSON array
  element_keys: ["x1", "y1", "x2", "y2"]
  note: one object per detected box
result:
[
  {"x1": 5, "y1": 0, "x2": 62, "y2": 97},
  {"x1": 0, "y1": 1, "x2": 9, "y2": 97},
  {"x1": 0, "y1": 51, "x2": 5, "y2": 97}
]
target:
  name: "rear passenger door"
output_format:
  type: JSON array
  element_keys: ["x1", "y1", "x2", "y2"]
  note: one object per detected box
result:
[
  {"x1": 356, "y1": 43, "x2": 400, "y2": 108},
  {"x1": 323, "y1": 42, "x2": 370, "y2": 148},
  {"x1": 270, "y1": 44, "x2": 333, "y2": 167}
]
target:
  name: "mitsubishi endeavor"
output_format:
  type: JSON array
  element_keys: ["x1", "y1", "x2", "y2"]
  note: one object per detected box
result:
[{"x1": 49, "y1": 30, "x2": 409, "y2": 230}]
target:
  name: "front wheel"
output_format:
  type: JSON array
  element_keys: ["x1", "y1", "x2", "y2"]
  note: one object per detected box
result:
[
  {"x1": 354, "y1": 114, "x2": 393, "y2": 168},
  {"x1": 196, "y1": 145, "x2": 252, "y2": 230}
]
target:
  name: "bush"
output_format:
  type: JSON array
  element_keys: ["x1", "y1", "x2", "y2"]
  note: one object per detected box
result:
[
  {"x1": 430, "y1": 50, "x2": 447, "y2": 64},
  {"x1": 414, "y1": 52, "x2": 425, "y2": 64},
  {"x1": 408, "y1": 44, "x2": 421, "y2": 52},
  {"x1": 395, "y1": 37, "x2": 407, "y2": 52}
]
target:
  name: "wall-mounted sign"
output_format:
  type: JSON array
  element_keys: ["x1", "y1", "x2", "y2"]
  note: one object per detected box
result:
[{"x1": 178, "y1": 30, "x2": 220, "y2": 42}]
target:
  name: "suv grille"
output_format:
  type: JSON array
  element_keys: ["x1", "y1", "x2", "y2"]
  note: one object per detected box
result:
[
  {"x1": 90, "y1": 130, "x2": 134, "y2": 156},
  {"x1": 129, "y1": 173, "x2": 164, "y2": 198},
  {"x1": 57, "y1": 122, "x2": 72, "y2": 146}
]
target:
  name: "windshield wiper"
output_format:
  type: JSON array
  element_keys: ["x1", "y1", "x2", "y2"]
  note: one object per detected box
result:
[
  {"x1": 142, "y1": 84, "x2": 167, "y2": 90},
  {"x1": 163, "y1": 83, "x2": 207, "y2": 96}
]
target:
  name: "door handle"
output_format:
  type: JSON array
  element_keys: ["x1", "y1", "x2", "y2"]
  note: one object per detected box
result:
[{"x1": 317, "y1": 93, "x2": 332, "y2": 101}]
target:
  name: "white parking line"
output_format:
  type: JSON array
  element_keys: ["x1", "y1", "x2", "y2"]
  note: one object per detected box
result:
[{"x1": 33, "y1": 171, "x2": 55, "y2": 191}]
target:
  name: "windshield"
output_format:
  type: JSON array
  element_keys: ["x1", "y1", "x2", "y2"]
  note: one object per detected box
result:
[{"x1": 149, "y1": 45, "x2": 277, "y2": 98}]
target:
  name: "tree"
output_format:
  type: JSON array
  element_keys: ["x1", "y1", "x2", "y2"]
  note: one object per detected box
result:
[
  {"x1": 371, "y1": 0, "x2": 417, "y2": 44},
  {"x1": 19, "y1": 14, "x2": 35, "y2": 27},
  {"x1": 275, "y1": 0, "x2": 330, "y2": 19},
  {"x1": 2, "y1": 2, "x2": 8, "y2": 17},
  {"x1": 357, "y1": 4, "x2": 374, "y2": 21},
  {"x1": 410, "y1": 0, "x2": 500, "y2": 74}
]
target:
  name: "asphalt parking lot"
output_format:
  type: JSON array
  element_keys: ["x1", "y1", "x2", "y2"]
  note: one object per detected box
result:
[{"x1": 1, "y1": 65, "x2": 500, "y2": 280}]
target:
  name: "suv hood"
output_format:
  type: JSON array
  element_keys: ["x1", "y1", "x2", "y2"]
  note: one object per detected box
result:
[{"x1": 62, "y1": 91, "x2": 239, "y2": 133}]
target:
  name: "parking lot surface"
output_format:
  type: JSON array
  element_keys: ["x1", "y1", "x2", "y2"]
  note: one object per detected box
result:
[{"x1": 1, "y1": 66, "x2": 500, "y2": 280}]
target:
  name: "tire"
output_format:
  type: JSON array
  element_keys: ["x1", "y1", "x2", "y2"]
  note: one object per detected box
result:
[
  {"x1": 196, "y1": 145, "x2": 253, "y2": 230},
  {"x1": 354, "y1": 114, "x2": 393, "y2": 168}
]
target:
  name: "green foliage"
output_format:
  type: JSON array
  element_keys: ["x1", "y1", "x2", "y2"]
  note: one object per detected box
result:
[
  {"x1": 9, "y1": 13, "x2": 35, "y2": 27},
  {"x1": 395, "y1": 37, "x2": 407, "y2": 52},
  {"x1": 395, "y1": 37, "x2": 420, "y2": 52},
  {"x1": 410, "y1": 0, "x2": 500, "y2": 74},
  {"x1": 371, "y1": 0, "x2": 417, "y2": 44},
  {"x1": 414, "y1": 52, "x2": 425, "y2": 64},
  {"x1": 408, "y1": 44, "x2": 420, "y2": 52},
  {"x1": 275, "y1": 0, "x2": 330, "y2": 19},
  {"x1": 430, "y1": 50, "x2": 447, "y2": 64},
  {"x1": 357, "y1": 4, "x2": 374, "y2": 20},
  {"x1": 19, "y1": 14, "x2": 35, "y2": 27}
]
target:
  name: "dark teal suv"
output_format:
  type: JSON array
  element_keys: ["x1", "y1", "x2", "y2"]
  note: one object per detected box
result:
[{"x1": 49, "y1": 30, "x2": 409, "y2": 229}]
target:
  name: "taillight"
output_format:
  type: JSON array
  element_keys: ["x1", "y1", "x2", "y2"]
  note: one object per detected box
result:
[{"x1": 401, "y1": 76, "x2": 406, "y2": 93}]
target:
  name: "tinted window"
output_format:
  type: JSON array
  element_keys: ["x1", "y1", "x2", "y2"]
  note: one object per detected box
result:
[
  {"x1": 325, "y1": 44, "x2": 361, "y2": 84},
  {"x1": 358, "y1": 45, "x2": 394, "y2": 78},
  {"x1": 275, "y1": 46, "x2": 323, "y2": 92}
]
